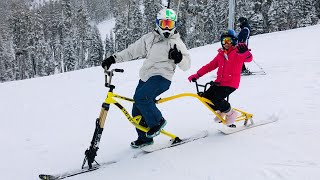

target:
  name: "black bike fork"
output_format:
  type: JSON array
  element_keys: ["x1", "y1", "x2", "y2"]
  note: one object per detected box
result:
[
  {"x1": 83, "y1": 70, "x2": 119, "y2": 169},
  {"x1": 83, "y1": 102, "x2": 111, "y2": 169}
]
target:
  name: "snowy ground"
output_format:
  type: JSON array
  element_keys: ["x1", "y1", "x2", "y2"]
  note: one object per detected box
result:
[{"x1": 1, "y1": 24, "x2": 320, "y2": 180}]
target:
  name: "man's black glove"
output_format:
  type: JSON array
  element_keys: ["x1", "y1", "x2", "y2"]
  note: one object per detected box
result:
[
  {"x1": 237, "y1": 43, "x2": 248, "y2": 54},
  {"x1": 168, "y1": 44, "x2": 183, "y2": 64},
  {"x1": 102, "y1": 56, "x2": 115, "y2": 69}
]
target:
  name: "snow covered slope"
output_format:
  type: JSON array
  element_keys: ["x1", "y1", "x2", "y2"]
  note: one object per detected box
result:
[{"x1": 1, "y1": 24, "x2": 320, "y2": 180}]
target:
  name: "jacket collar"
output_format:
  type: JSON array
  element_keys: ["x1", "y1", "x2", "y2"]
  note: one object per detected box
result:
[
  {"x1": 218, "y1": 46, "x2": 237, "y2": 54},
  {"x1": 153, "y1": 29, "x2": 180, "y2": 40}
]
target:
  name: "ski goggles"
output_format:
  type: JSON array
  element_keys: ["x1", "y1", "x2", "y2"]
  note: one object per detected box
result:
[
  {"x1": 157, "y1": 19, "x2": 176, "y2": 30},
  {"x1": 221, "y1": 37, "x2": 233, "y2": 45}
]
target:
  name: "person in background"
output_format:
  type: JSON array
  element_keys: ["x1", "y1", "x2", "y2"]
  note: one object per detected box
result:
[
  {"x1": 238, "y1": 17, "x2": 252, "y2": 75},
  {"x1": 187, "y1": 29, "x2": 252, "y2": 127},
  {"x1": 102, "y1": 8, "x2": 191, "y2": 148}
]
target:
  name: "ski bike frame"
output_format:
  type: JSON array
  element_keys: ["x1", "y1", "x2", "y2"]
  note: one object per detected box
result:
[{"x1": 83, "y1": 68, "x2": 253, "y2": 169}]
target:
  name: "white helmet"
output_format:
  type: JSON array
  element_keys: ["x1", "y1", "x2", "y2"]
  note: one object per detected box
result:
[{"x1": 156, "y1": 8, "x2": 177, "y2": 38}]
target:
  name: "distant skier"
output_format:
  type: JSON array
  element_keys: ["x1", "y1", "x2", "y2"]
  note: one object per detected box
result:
[
  {"x1": 102, "y1": 8, "x2": 190, "y2": 148},
  {"x1": 187, "y1": 29, "x2": 253, "y2": 127},
  {"x1": 238, "y1": 17, "x2": 252, "y2": 75}
]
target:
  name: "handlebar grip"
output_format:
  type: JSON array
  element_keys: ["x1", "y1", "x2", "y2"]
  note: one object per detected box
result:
[{"x1": 115, "y1": 69, "x2": 124, "y2": 73}]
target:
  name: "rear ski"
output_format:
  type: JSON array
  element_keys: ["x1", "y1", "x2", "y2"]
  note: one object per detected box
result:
[{"x1": 218, "y1": 114, "x2": 278, "y2": 134}]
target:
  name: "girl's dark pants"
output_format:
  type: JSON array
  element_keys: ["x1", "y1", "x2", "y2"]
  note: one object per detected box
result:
[{"x1": 202, "y1": 84, "x2": 236, "y2": 113}]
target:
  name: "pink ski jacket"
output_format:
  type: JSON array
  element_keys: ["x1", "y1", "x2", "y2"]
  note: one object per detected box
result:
[{"x1": 197, "y1": 47, "x2": 253, "y2": 89}]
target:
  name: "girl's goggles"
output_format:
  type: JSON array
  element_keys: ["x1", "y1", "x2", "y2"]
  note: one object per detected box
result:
[
  {"x1": 157, "y1": 19, "x2": 176, "y2": 30},
  {"x1": 221, "y1": 37, "x2": 233, "y2": 45}
]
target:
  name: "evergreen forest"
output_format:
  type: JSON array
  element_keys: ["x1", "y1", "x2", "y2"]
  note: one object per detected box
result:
[{"x1": 0, "y1": 0, "x2": 319, "y2": 82}]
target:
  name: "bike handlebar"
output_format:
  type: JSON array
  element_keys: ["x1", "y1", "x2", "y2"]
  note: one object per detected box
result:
[
  {"x1": 193, "y1": 80, "x2": 219, "y2": 94},
  {"x1": 104, "y1": 68, "x2": 124, "y2": 74},
  {"x1": 104, "y1": 68, "x2": 124, "y2": 88},
  {"x1": 114, "y1": 69, "x2": 124, "y2": 73}
]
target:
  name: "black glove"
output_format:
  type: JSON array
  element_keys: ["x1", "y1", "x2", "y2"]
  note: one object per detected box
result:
[
  {"x1": 168, "y1": 44, "x2": 183, "y2": 64},
  {"x1": 101, "y1": 56, "x2": 115, "y2": 69},
  {"x1": 237, "y1": 43, "x2": 248, "y2": 54}
]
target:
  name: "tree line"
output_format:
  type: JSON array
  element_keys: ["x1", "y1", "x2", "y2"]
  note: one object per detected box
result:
[{"x1": 0, "y1": 0, "x2": 104, "y2": 82}]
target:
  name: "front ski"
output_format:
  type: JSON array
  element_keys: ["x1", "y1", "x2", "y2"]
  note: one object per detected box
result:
[
  {"x1": 140, "y1": 130, "x2": 208, "y2": 153},
  {"x1": 39, "y1": 161, "x2": 116, "y2": 180},
  {"x1": 218, "y1": 115, "x2": 278, "y2": 135}
]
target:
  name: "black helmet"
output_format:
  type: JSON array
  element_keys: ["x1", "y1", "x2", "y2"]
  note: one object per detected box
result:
[
  {"x1": 238, "y1": 17, "x2": 248, "y2": 28},
  {"x1": 220, "y1": 29, "x2": 238, "y2": 46},
  {"x1": 238, "y1": 17, "x2": 248, "y2": 24}
]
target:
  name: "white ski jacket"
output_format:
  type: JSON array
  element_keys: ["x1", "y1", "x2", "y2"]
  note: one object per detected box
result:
[{"x1": 113, "y1": 30, "x2": 191, "y2": 82}]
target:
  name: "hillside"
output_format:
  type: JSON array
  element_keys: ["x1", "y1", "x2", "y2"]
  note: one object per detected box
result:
[{"x1": 0, "y1": 24, "x2": 320, "y2": 180}]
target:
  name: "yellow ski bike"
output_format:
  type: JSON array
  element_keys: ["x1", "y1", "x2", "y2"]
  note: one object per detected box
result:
[{"x1": 82, "y1": 68, "x2": 254, "y2": 169}]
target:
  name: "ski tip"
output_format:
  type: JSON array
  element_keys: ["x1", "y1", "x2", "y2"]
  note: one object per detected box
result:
[
  {"x1": 39, "y1": 174, "x2": 54, "y2": 180},
  {"x1": 270, "y1": 114, "x2": 279, "y2": 122},
  {"x1": 266, "y1": 113, "x2": 280, "y2": 123}
]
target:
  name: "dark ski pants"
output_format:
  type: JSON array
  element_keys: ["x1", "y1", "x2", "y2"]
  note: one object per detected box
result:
[
  {"x1": 202, "y1": 85, "x2": 236, "y2": 113},
  {"x1": 132, "y1": 75, "x2": 171, "y2": 142}
]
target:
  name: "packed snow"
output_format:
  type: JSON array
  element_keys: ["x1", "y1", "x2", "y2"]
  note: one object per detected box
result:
[{"x1": 1, "y1": 24, "x2": 320, "y2": 180}]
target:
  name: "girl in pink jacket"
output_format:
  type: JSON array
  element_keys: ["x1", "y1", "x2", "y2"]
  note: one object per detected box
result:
[{"x1": 188, "y1": 29, "x2": 253, "y2": 127}]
